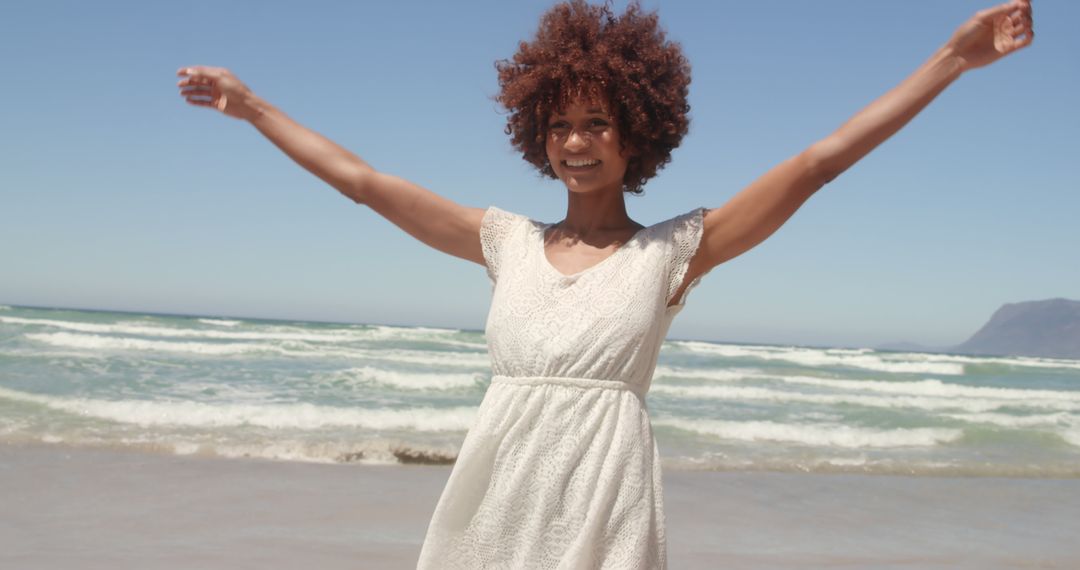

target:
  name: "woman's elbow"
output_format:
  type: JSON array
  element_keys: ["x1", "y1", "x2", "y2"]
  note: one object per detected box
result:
[
  {"x1": 343, "y1": 166, "x2": 377, "y2": 205},
  {"x1": 806, "y1": 139, "x2": 847, "y2": 185}
]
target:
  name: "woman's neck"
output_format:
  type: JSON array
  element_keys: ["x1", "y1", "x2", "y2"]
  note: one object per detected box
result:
[{"x1": 558, "y1": 187, "x2": 640, "y2": 237}]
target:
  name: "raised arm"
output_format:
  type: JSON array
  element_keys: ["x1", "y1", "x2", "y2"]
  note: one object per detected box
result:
[
  {"x1": 176, "y1": 66, "x2": 485, "y2": 265},
  {"x1": 673, "y1": 0, "x2": 1033, "y2": 302}
]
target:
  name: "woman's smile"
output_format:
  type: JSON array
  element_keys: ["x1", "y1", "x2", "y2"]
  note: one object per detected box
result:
[{"x1": 562, "y1": 158, "x2": 602, "y2": 170}]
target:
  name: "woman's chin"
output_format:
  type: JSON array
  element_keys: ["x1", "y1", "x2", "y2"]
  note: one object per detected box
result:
[{"x1": 561, "y1": 177, "x2": 621, "y2": 195}]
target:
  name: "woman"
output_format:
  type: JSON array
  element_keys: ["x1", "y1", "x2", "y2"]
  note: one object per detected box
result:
[{"x1": 177, "y1": 1, "x2": 1033, "y2": 567}]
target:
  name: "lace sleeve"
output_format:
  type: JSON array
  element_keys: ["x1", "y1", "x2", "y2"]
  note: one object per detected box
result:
[
  {"x1": 479, "y1": 206, "x2": 524, "y2": 285},
  {"x1": 666, "y1": 207, "x2": 711, "y2": 308}
]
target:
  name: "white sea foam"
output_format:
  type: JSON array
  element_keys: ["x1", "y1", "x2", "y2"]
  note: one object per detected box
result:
[
  {"x1": 819, "y1": 455, "x2": 869, "y2": 467},
  {"x1": 369, "y1": 324, "x2": 462, "y2": 337},
  {"x1": 1062, "y1": 429, "x2": 1080, "y2": 448},
  {"x1": 160, "y1": 382, "x2": 281, "y2": 403},
  {"x1": 648, "y1": 384, "x2": 1080, "y2": 413},
  {"x1": 653, "y1": 417, "x2": 963, "y2": 448},
  {"x1": 364, "y1": 324, "x2": 486, "y2": 349},
  {"x1": 0, "y1": 386, "x2": 476, "y2": 431},
  {"x1": 669, "y1": 340, "x2": 1080, "y2": 373},
  {"x1": 25, "y1": 332, "x2": 278, "y2": 355},
  {"x1": 20, "y1": 331, "x2": 492, "y2": 367},
  {"x1": 821, "y1": 348, "x2": 875, "y2": 355},
  {"x1": 654, "y1": 368, "x2": 1080, "y2": 408},
  {"x1": 197, "y1": 318, "x2": 242, "y2": 327},
  {"x1": 0, "y1": 305, "x2": 11, "y2": 311},
  {"x1": 999, "y1": 355, "x2": 1080, "y2": 370},
  {"x1": 4, "y1": 316, "x2": 362, "y2": 343},
  {"x1": 893, "y1": 351, "x2": 1080, "y2": 371},
  {"x1": 943, "y1": 412, "x2": 1074, "y2": 428},
  {"x1": 778, "y1": 375, "x2": 1080, "y2": 403},
  {"x1": 791, "y1": 411, "x2": 844, "y2": 423},
  {"x1": 3, "y1": 315, "x2": 488, "y2": 350},
  {"x1": 355, "y1": 348, "x2": 491, "y2": 368},
  {"x1": 653, "y1": 366, "x2": 760, "y2": 382},
  {"x1": 670, "y1": 341, "x2": 964, "y2": 375},
  {"x1": 322, "y1": 366, "x2": 485, "y2": 391}
]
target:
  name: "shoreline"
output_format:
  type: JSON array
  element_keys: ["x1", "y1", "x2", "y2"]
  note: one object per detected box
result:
[
  {"x1": 3, "y1": 442, "x2": 1079, "y2": 569},
  {"x1": 8, "y1": 436, "x2": 1079, "y2": 479}
]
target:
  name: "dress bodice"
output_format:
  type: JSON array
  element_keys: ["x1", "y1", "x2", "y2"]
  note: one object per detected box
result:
[{"x1": 480, "y1": 206, "x2": 709, "y2": 392}]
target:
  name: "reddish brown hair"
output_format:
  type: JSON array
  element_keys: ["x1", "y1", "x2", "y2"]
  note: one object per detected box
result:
[{"x1": 496, "y1": 0, "x2": 691, "y2": 194}]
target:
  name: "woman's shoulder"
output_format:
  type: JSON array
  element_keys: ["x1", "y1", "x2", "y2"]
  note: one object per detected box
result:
[
  {"x1": 480, "y1": 206, "x2": 539, "y2": 246},
  {"x1": 483, "y1": 205, "x2": 531, "y2": 226},
  {"x1": 644, "y1": 206, "x2": 708, "y2": 237}
]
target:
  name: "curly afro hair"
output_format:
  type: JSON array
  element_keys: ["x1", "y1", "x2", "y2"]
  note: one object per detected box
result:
[{"x1": 496, "y1": 0, "x2": 691, "y2": 194}]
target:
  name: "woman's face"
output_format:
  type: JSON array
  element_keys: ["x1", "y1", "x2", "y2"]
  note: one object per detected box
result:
[{"x1": 545, "y1": 98, "x2": 631, "y2": 195}]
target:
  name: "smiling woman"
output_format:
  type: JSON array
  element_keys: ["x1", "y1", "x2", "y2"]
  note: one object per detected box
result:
[{"x1": 175, "y1": 0, "x2": 1034, "y2": 567}]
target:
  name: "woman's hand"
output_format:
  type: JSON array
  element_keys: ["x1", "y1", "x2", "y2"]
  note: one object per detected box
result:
[
  {"x1": 947, "y1": 0, "x2": 1034, "y2": 73},
  {"x1": 176, "y1": 66, "x2": 260, "y2": 121}
]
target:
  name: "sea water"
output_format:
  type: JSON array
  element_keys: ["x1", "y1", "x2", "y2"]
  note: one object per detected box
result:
[{"x1": 2, "y1": 304, "x2": 1078, "y2": 477}]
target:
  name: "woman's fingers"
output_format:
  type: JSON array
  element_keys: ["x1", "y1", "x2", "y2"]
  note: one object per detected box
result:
[
  {"x1": 1015, "y1": 11, "x2": 1033, "y2": 38},
  {"x1": 177, "y1": 66, "x2": 227, "y2": 80},
  {"x1": 178, "y1": 71, "x2": 216, "y2": 106},
  {"x1": 181, "y1": 91, "x2": 213, "y2": 101},
  {"x1": 178, "y1": 82, "x2": 212, "y2": 96},
  {"x1": 177, "y1": 76, "x2": 214, "y2": 87},
  {"x1": 1006, "y1": 3, "x2": 1034, "y2": 44},
  {"x1": 177, "y1": 65, "x2": 212, "y2": 75},
  {"x1": 1010, "y1": 5, "x2": 1033, "y2": 27},
  {"x1": 178, "y1": 66, "x2": 218, "y2": 107},
  {"x1": 178, "y1": 78, "x2": 212, "y2": 89}
]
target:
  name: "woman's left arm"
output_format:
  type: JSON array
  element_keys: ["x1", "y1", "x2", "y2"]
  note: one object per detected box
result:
[
  {"x1": 813, "y1": 0, "x2": 1034, "y2": 183},
  {"x1": 679, "y1": 0, "x2": 1033, "y2": 291}
]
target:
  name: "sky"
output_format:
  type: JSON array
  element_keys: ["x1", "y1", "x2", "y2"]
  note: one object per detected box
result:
[{"x1": 1, "y1": 0, "x2": 1076, "y2": 349}]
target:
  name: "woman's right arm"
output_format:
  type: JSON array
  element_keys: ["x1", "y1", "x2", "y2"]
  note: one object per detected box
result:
[{"x1": 176, "y1": 66, "x2": 485, "y2": 265}]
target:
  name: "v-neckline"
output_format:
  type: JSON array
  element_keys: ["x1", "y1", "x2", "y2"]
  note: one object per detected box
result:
[{"x1": 539, "y1": 221, "x2": 650, "y2": 279}]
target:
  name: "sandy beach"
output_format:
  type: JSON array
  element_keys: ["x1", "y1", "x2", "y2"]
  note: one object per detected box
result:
[{"x1": 2, "y1": 443, "x2": 1078, "y2": 569}]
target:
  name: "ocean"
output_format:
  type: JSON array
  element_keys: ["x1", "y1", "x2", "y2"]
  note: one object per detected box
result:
[{"x1": 2, "y1": 304, "x2": 1078, "y2": 477}]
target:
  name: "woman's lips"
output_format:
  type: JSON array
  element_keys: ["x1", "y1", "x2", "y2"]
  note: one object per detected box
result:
[{"x1": 561, "y1": 159, "x2": 601, "y2": 171}]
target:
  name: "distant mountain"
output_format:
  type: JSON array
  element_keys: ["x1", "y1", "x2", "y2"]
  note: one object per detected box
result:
[
  {"x1": 953, "y1": 298, "x2": 1080, "y2": 359},
  {"x1": 877, "y1": 298, "x2": 1080, "y2": 359}
]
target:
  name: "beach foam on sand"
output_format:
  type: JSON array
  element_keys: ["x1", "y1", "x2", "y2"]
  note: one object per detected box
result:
[{"x1": 2, "y1": 443, "x2": 1078, "y2": 569}]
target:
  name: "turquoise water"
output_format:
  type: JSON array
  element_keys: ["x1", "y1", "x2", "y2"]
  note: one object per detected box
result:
[{"x1": 2, "y1": 304, "x2": 1079, "y2": 476}]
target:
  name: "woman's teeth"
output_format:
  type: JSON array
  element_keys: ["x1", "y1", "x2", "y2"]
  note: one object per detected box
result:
[{"x1": 564, "y1": 159, "x2": 600, "y2": 167}]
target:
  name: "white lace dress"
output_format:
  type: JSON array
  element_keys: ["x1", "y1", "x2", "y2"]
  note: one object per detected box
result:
[{"x1": 416, "y1": 206, "x2": 710, "y2": 570}]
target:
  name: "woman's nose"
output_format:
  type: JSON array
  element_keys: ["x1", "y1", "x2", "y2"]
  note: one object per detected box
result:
[{"x1": 564, "y1": 130, "x2": 589, "y2": 152}]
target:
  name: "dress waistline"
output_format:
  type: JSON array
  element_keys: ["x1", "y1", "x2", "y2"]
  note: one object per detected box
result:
[{"x1": 491, "y1": 375, "x2": 645, "y2": 399}]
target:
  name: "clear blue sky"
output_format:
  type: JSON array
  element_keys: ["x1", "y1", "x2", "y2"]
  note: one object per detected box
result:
[{"x1": 1, "y1": 0, "x2": 1076, "y2": 348}]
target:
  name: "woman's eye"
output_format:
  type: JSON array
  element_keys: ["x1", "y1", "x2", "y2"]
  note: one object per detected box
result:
[{"x1": 588, "y1": 119, "x2": 609, "y2": 128}]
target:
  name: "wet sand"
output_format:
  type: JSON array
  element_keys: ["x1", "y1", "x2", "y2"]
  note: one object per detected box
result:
[{"x1": 2, "y1": 443, "x2": 1078, "y2": 569}]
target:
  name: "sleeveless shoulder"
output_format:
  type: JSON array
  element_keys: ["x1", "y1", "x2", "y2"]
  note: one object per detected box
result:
[
  {"x1": 480, "y1": 206, "x2": 530, "y2": 284},
  {"x1": 665, "y1": 207, "x2": 711, "y2": 308}
]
